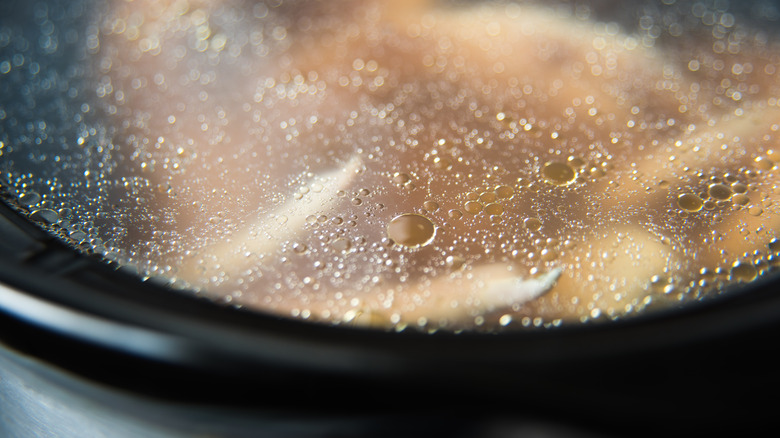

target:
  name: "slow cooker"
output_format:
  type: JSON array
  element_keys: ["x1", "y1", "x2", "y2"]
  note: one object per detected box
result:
[{"x1": 3, "y1": 1, "x2": 780, "y2": 436}]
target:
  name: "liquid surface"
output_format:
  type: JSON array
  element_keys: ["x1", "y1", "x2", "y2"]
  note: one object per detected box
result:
[{"x1": 2, "y1": 0, "x2": 780, "y2": 332}]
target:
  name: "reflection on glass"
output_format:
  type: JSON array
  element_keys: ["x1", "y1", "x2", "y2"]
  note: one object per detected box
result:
[{"x1": 2, "y1": 0, "x2": 780, "y2": 332}]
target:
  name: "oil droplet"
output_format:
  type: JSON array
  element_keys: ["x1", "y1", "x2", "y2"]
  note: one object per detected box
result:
[
  {"x1": 677, "y1": 194, "x2": 703, "y2": 212},
  {"x1": 484, "y1": 203, "x2": 504, "y2": 215},
  {"x1": 464, "y1": 201, "x2": 483, "y2": 214},
  {"x1": 448, "y1": 209, "x2": 463, "y2": 219},
  {"x1": 542, "y1": 161, "x2": 576, "y2": 186},
  {"x1": 524, "y1": 217, "x2": 542, "y2": 231},
  {"x1": 730, "y1": 261, "x2": 758, "y2": 282},
  {"x1": 495, "y1": 185, "x2": 514, "y2": 198},
  {"x1": 387, "y1": 214, "x2": 436, "y2": 247},
  {"x1": 423, "y1": 200, "x2": 439, "y2": 212},
  {"x1": 708, "y1": 183, "x2": 732, "y2": 200}
]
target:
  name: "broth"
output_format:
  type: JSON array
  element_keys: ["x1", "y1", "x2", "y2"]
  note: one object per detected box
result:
[{"x1": 2, "y1": 0, "x2": 780, "y2": 332}]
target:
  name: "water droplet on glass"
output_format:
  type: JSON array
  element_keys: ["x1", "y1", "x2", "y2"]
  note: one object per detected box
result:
[
  {"x1": 677, "y1": 193, "x2": 704, "y2": 212},
  {"x1": 730, "y1": 262, "x2": 758, "y2": 282},
  {"x1": 30, "y1": 209, "x2": 59, "y2": 224},
  {"x1": 387, "y1": 214, "x2": 436, "y2": 247},
  {"x1": 708, "y1": 183, "x2": 732, "y2": 200},
  {"x1": 524, "y1": 217, "x2": 542, "y2": 231},
  {"x1": 19, "y1": 192, "x2": 42, "y2": 205},
  {"x1": 542, "y1": 161, "x2": 577, "y2": 186}
]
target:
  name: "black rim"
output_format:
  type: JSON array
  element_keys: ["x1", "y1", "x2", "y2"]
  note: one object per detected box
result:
[{"x1": 3, "y1": 195, "x2": 780, "y2": 435}]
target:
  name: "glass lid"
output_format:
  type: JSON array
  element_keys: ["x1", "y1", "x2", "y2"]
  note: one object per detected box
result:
[{"x1": 2, "y1": 0, "x2": 780, "y2": 333}]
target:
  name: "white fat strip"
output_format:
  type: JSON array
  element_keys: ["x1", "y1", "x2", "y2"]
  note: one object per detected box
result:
[{"x1": 477, "y1": 266, "x2": 562, "y2": 311}]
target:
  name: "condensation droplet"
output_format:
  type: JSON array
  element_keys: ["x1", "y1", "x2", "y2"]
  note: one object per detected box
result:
[
  {"x1": 708, "y1": 183, "x2": 732, "y2": 200},
  {"x1": 478, "y1": 192, "x2": 497, "y2": 204},
  {"x1": 754, "y1": 156, "x2": 774, "y2": 171},
  {"x1": 387, "y1": 214, "x2": 436, "y2": 248},
  {"x1": 677, "y1": 193, "x2": 703, "y2": 212},
  {"x1": 730, "y1": 262, "x2": 758, "y2": 282},
  {"x1": 732, "y1": 194, "x2": 750, "y2": 206},
  {"x1": 748, "y1": 206, "x2": 764, "y2": 216},
  {"x1": 524, "y1": 217, "x2": 542, "y2": 231},
  {"x1": 392, "y1": 172, "x2": 411, "y2": 185},
  {"x1": 542, "y1": 161, "x2": 576, "y2": 186},
  {"x1": 448, "y1": 209, "x2": 463, "y2": 219},
  {"x1": 495, "y1": 185, "x2": 514, "y2": 198},
  {"x1": 30, "y1": 209, "x2": 59, "y2": 224},
  {"x1": 423, "y1": 200, "x2": 439, "y2": 212},
  {"x1": 464, "y1": 200, "x2": 482, "y2": 214},
  {"x1": 331, "y1": 237, "x2": 353, "y2": 253},
  {"x1": 446, "y1": 255, "x2": 466, "y2": 270},
  {"x1": 484, "y1": 203, "x2": 504, "y2": 215},
  {"x1": 769, "y1": 239, "x2": 780, "y2": 255},
  {"x1": 19, "y1": 192, "x2": 42, "y2": 205}
]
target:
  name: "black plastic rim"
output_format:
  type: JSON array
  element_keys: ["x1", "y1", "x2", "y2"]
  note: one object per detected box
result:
[{"x1": 3, "y1": 196, "x2": 780, "y2": 436}]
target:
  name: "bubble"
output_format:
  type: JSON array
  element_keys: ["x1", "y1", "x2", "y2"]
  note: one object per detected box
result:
[
  {"x1": 542, "y1": 161, "x2": 577, "y2": 186},
  {"x1": 387, "y1": 214, "x2": 436, "y2": 247},
  {"x1": 677, "y1": 193, "x2": 704, "y2": 212},
  {"x1": 448, "y1": 209, "x2": 463, "y2": 219}
]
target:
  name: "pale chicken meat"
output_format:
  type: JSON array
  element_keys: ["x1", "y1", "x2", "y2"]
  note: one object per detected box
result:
[{"x1": 9, "y1": 0, "x2": 780, "y2": 331}]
